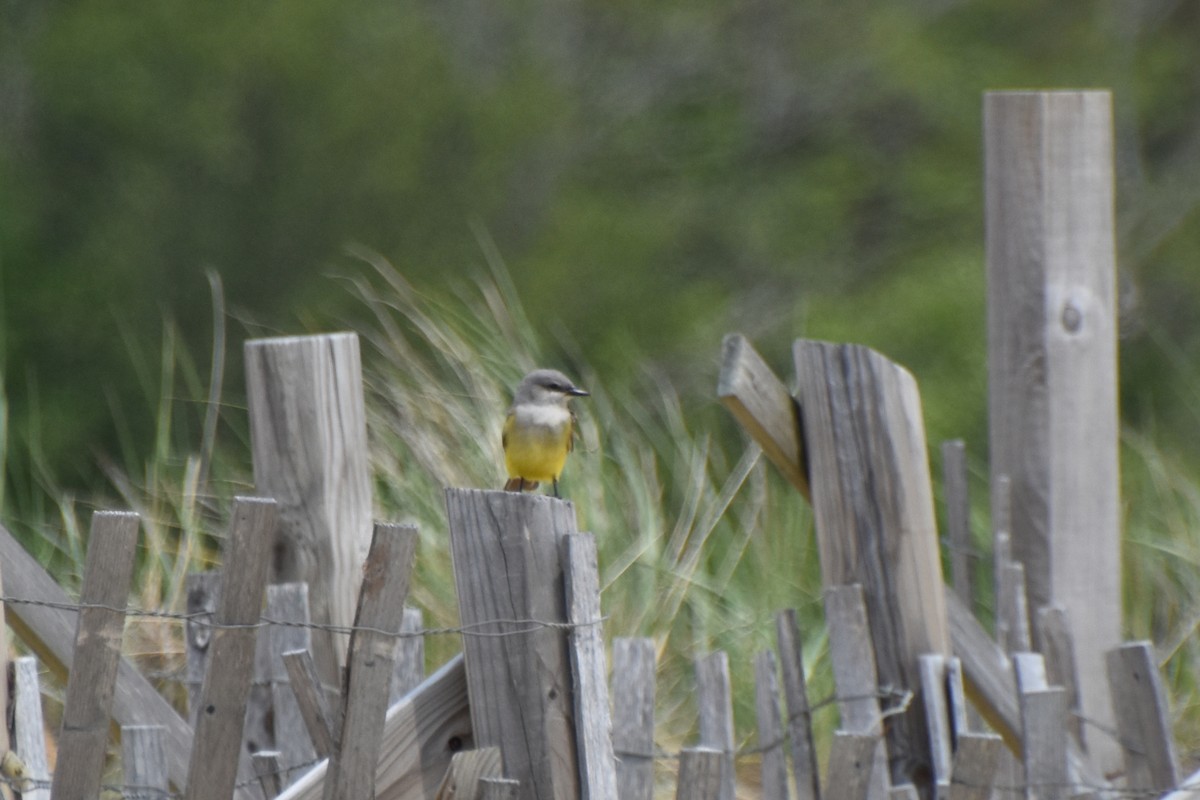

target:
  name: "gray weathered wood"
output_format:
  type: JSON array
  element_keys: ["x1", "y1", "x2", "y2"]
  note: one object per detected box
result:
[
  {"x1": 185, "y1": 571, "x2": 223, "y2": 724},
  {"x1": 918, "y1": 655, "x2": 952, "y2": 797},
  {"x1": 985, "y1": 90, "x2": 1120, "y2": 772},
  {"x1": 254, "y1": 751, "x2": 283, "y2": 798},
  {"x1": 825, "y1": 732, "x2": 880, "y2": 800},
  {"x1": 947, "y1": 733, "x2": 1003, "y2": 800},
  {"x1": 0, "y1": 562, "x2": 10, "y2": 800},
  {"x1": 944, "y1": 657, "x2": 969, "y2": 743},
  {"x1": 185, "y1": 497, "x2": 279, "y2": 800},
  {"x1": 246, "y1": 333, "x2": 374, "y2": 688},
  {"x1": 267, "y1": 583, "x2": 318, "y2": 783},
  {"x1": 0, "y1": 523, "x2": 208, "y2": 795},
  {"x1": 1013, "y1": 652, "x2": 1048, "y2": 694},
  {"x1": 695, "y1": 651, "x2": 736, "y2": 800},
  {"x1": 1034, "y1": 607, "x2": 1083, "y2": 747},
  {"x1": 390, "y1": 607, "x2": 426, "y2": 704},
  {"x1": 123, "y1": 725, "x2": 170, "y2": 800},
  {"x1": 283, "y1": 649, "x2": 336, "y2": 758},
  {"x1": 480, "y1": 778, "x2": 520, "y2": 800},
  {"x1": 445, "y1": 488, "x2": 579, "y2": 800},
  {"x1": 274, "y1": 654, "x2": 473, "y2": 800},
  {"x1": 991, "y1": 474, "x2": 1012, "y2": 646},
  {"x1": 437, "y1": 747, "x2": 503, "y2": 799},
  {"x1": 324, "y1": 523, "x2": 419, "y2": 800},
  {"x1": 825, "y1": 585, "x2": 888, "y2": 800},
  {"x1": 1021, "y1": 688, "x2": 1069, "y2": 800},
  {"x1": 755, "y1": 649, "x2": 789, "y2": 800},
  {"x1": 561, "y1": 533, "x2": 618, "y2": 800},
  {"x1": 945, "y1": 592, "x2": 1020, "y2": 751},
  {"x1": 675, "y1": 747, "x2": 725, "y2": 800},
  {"x1": 795, "y1": 340, "x2": 951, "y2": 788},
  {"x1": 941, "y1": 440, "x2": 974, "y2": 607},
  {"x1": 776, "y1": 609, "x2": 820, "y2": 800},
  {"x1": 611, "y1": 637, "x2": 656, "y2": 800},
  {"x1": 997, "y1": 561, "x2": 1032, "y2": 653},
  {"x1": 51, "y1": 510, "x2": 141, "y2": 800},
  {"x1": 889, "y1": 785, "x2": 918, "y2": 800},
  {"x1": 718, "y1": 333, "x2": 809, "y2": 498},
  {"x1": 1106, "y1": 642, "x2": 1179, "y2": 792},
  {"x1": 12, "y1": 657, "x2": 49, "y2": 800}
]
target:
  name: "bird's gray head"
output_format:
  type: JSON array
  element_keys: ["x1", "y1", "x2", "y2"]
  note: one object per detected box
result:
[{"x1": 513, "y1": 369, "x2": 589, "y2": 407}]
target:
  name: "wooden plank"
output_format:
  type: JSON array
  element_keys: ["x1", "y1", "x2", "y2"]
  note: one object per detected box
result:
[
  {"x1": 944, "y1": 658, "x2": 970, "y2": 743},
  {"x1": 947, "y1": 733, "x2": 1003, "y2": 800},
  {"x1": 254, "y1": 752, "x2": 283, "y2": 799},
  {"x1": 754, "y1": 650, "x2": 789, "y2": 800},
  {"x1": 985, "y1": 90, "x2": 1120, "y2": 771},
  {"x1": 324, "y1": 522, "x2": 419, "y2": 800},
  {"x1": 275, "y1": 654, "x2": 473, "y2": 800},
  {"x1": 436, "y1": 747, "x2": 503, "y2": 798},
  {"x1": 123, "y1": 725, "x2": 170, "y2": 800},
  {"x1": 825, "y1": 732, "x2": 879, "y2": 800},
  {"x1": 185, "y1": 497, "x2": 279, "y2": 800},
  {"x1": 1034, "y1": 607, "x2": 1083, "y2": 747},
  {"x1": 0, "y1": 523, "x2": 206, "y2": 795},
  {"x1": 776, "y1": 609, "x2": 820, "y2": 800},
  {"x1": 611, "y1": 637, "x2": 656, "y2": 800},
  {"x1": 945, "y1": 592, "x2": 1020, "y2": 751},
  {"x1": 391, "y1": 607, "x2": 426, "y2": 703},
  {"x1": 825, "y1": 585, "x2": 888, "y2": 800},
  {"x1": 717, "y1": 333, "x2": 809, "y2": 498},
  {"x1": 267, "y1": 583, "x2": 318, "y2": 783},
  {"x1": 794, "y1": 340, "x2": 951, "y2": 788},
  {"x1": 561, "y1": 534, "x2": 618, "y2": 800},
  {"x1": 941, "y1": 440, "x2": 974, "y2": 607},
  {"x1": 675, "y1": 747, "x2": 724, "y2": 800},
  {"x1": 997, "y1": 561, "x2": 1032, "y2": 653},
  {"x1": 1022, "y1": 688, "x2": 1069, "y2": 800},
  {"x1": 695, "y1": 651, "x2": 736, "y2": 800},
  {"x1": 1106, "y1": 642, "x2": 1179, "y2": 792},
  {"x1": 445, "y1": 488, "x2": 579, "y2": 800},
  {"x1": 246, "y1": 333, "x2": 374, "y2": 688},
  {"x1": 918, "y1": 655, "x2": 952, "y2": 797},
  {"x1": 185, "y1": 571, "x2": 222, "y2": 724},
  {"x1": 51, "y1": 510, "x2": 141, "y2": 800},
  {"x1": 480, "y1": 778, "x2": 520, "y2": 800},
  {"x1": 888, "y1": 785, "x2": 918, "y2": 800},
  {"x1": 12, "y1": 657, "x2": 49, "y2": 800},
  {"x1": 283, "y1": 649, "x2": 336, "y2": 758}
]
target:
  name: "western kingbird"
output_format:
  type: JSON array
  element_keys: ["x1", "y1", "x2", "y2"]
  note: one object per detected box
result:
[{"x1": 502, "y1": 368, "x2": 589, "y2": 496}]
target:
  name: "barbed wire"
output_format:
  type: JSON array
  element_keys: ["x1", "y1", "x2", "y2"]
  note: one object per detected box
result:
[{"x1": 0, "y1": 594, "x2": 603, "y2": 640}]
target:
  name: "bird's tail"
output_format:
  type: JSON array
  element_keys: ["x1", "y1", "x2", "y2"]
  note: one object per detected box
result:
[{"x1": 504, "y1": 477, "x2": 539, "y2": 492}]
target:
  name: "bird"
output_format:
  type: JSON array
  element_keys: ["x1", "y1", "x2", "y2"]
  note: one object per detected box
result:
[{"x1": 502, "y1": 368, "x2": 589, "y2": 497}]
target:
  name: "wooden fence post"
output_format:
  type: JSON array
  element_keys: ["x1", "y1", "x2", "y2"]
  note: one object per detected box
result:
[
  {"x1": 1106, "y1": 642, "x2": 1179, "y2": 792},
  {"x1": 266, "y1": 582, "x2": 317, "y2": 783},
  {"x1": 13, "y1": 657, "x2": 49, "y2": 800},
  {"x1": 695, "y1": 651, "x2": 736, "y2": 800},
  {"x1": 323, "y1": 523, "x2": 418, "y2": 800},
  {"x1": 611, "y1": 637, "x2": 656, "y2": 800},
  {"x1": 984, "y1": 90, "x2": 1120, "y2": 771},
  {"x1": 675, "y1": 748, "x2": 725, "y2": 800},
  {"x1": 941, "y1": 440, "x2": 974, "y2": 607},
  {"x1": 755, "y1": 649, "x2": 789, "y2": 800},
  {"x1": 777, "y1": 609, "x2": 820, "y2": 800},
  {"x1": 51, "y1": 510, "x2": 141, "y2": 800},
  {"x1": 123, "y1": 725, "x2": 170, "y2": 800},
  {"x1": 245, "y1": 333, "x2": 374, "y2": 689},
  {"x1": 185, "y1": 497, "x2": 278, "y2": 800},
  {"x1": 445, "y1": 488, "x2": 580, "y2": 800},
  {"x1": 795, "y1": 341, "x2": 951, "y2": 791}
]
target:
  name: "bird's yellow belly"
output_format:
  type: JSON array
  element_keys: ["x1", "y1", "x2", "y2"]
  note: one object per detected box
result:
[{"x1": 504, "y1": 427, "x2": 570, "y2": 482}]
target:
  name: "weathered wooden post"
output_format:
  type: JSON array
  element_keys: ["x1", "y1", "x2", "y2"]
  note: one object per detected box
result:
[
  {"x1": 794, "y1": 341, "x2": 951, "y2": 791},
  {"x1": 245, "y1": 333, "x2": 374, "y2": 689},
  {"x1": 984, "y1": 90, "x2": 1120, "y2": 769},
  {"x1": 445, "y1": 489, "x2": 582, "y2": 800}
]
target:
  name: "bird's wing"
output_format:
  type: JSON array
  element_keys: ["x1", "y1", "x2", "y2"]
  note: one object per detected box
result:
[{"x1": 502, "y1": 411, "x2": 515, "y2": 450}]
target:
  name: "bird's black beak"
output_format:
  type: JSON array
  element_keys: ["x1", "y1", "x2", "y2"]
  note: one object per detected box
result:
[{"x1": 568, "y1": 386, "x2": 590, "y2": 397}]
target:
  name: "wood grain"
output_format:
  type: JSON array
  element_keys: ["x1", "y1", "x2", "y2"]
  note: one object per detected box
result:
[
  {"x1": 51, "y1": 510, "x2": 141, "y2": 800},
  {"x1": 753, "y1": 650, "x2": 789, "y2": 800},
  {"x1": 984, "y1": 91, "x2": 1120, "y2": 771},
  {"x1": 324, "y1": 523, "x2": 418, "y2": 800},
  {"x1": 185, "y1": 497, "x2": 278, "y2": 800},
  {"x1": 695, "y1": 652, "x2": 736, "y2": 800},
  {"x1": 611, "y1": 637, "x2": 656, "y2": 800},
  {"x1": 12, "y1": 657, "x2": 49, "y2": 800},
  {"x1": 122, "y1": 725, "x2": 170, "y2": 800},
  {"x1": 675, "y1": 748, "x2": 724, "y2": 800},
  {"x1": 776, "y1": 609, "x2": 819, "y2": 800},
  {"x1": 445, "y1": 488, "x2": 580, "y2": 800},
  {"x1": 246, "y1": 333, "x2": 374, "y2": 687}
]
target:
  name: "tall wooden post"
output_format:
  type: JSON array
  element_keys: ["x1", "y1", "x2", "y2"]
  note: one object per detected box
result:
[
  {"x1": 985, "y1": 91, "x2": 1120, "y2": 769},
  {"x1": 445, "y1": 489, "x2": 581, "y2": 800},
  {"x1": 245, "y1": 333, "x2": 374, "y2": 688},
  {"x1": 794, "y1": 340, "x2": 951, "y2": 792}
]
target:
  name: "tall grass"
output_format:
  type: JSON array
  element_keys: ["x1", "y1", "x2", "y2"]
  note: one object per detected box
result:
[{"x1": 4, "y1": 251, "x2": 1200, "y2": 787}]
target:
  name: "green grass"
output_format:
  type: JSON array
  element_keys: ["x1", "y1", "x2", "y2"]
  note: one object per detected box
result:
[{"x1": 6, "y1": 250, "x2": 1200, "y2": 790}]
